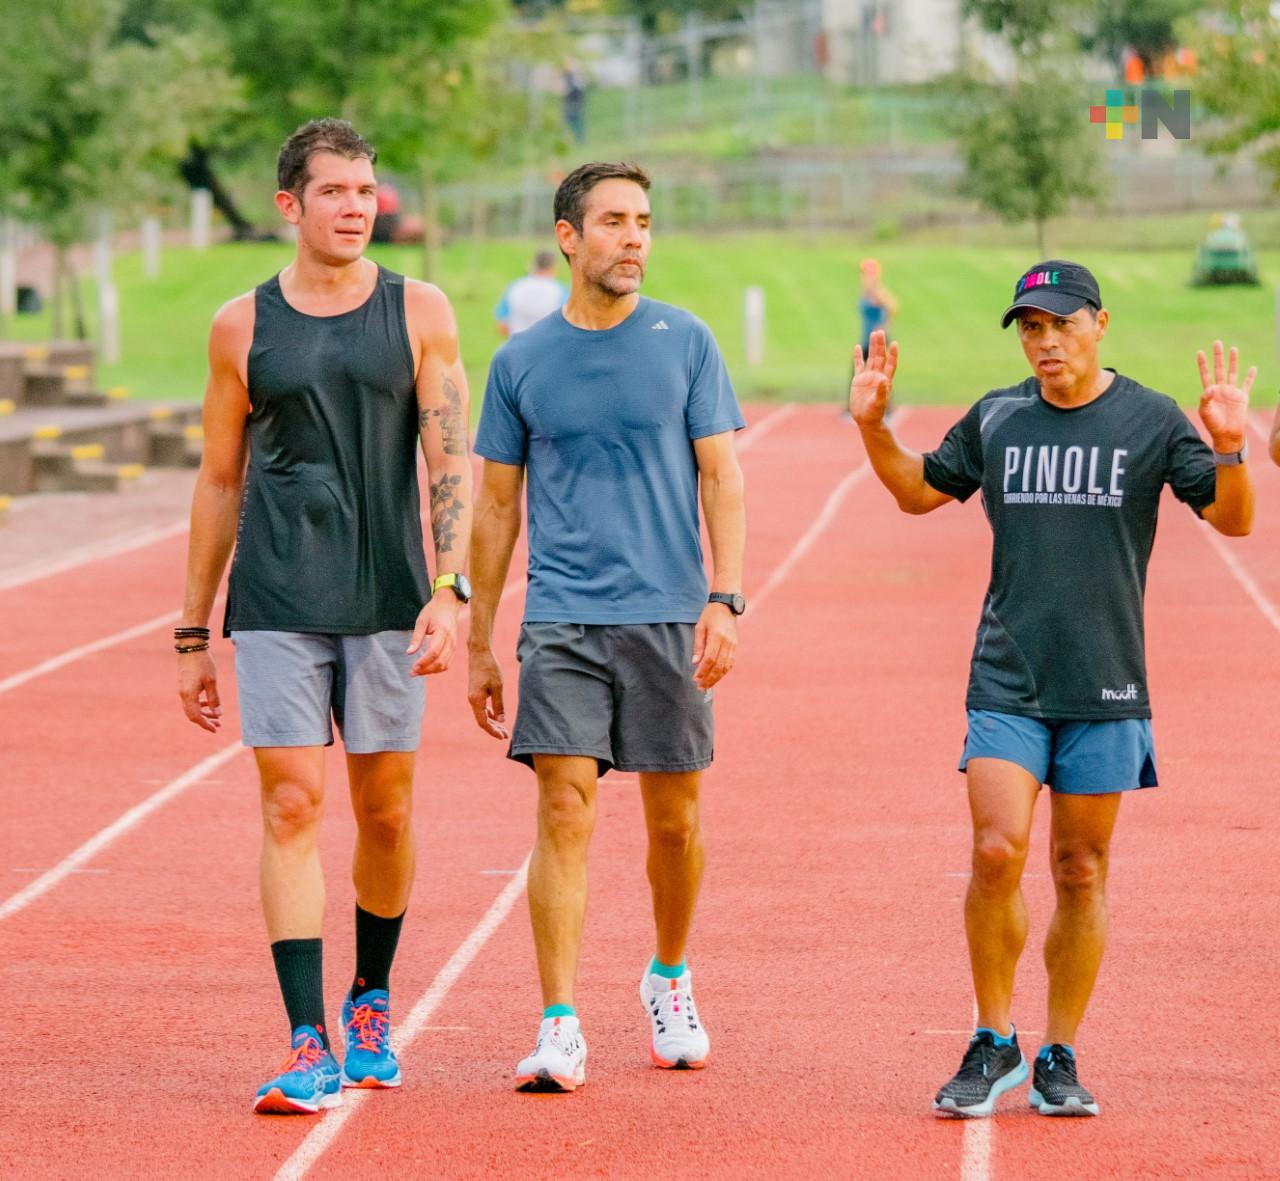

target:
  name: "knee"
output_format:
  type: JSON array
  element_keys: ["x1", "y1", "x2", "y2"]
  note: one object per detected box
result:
[
  {"x1": 538, "y1": 780, "x2": 595, "y2": 847},
  {"x1": 262, "y1": 780, "x2": 324, "y2": 845},
  {"x1": 353, "y1": 792, "x2": 413, "y2": 849},
  {"x1": 1052, "y1": 844, "x2": 1107, "y2": 898},
  {"x1": 647, "y1": 801, "x2": 700, "y2": 851},
  {"x1": 971, "y1": 832, "x2": 1027, "y2": 891}
]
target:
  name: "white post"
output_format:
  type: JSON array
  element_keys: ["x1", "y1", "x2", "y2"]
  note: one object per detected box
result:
[
  {"x1": 0, "y1": 217, "x2": 16, "y2": 319},
  {"x1": 94, "y1": 210, "x2": 113, "y2": 288},
  {"x1": 744, "y1": 285, "x2": 766, "y2": 367},
  {"x1": 98, "y1": 280, "x2": 121, "y2": 365},
  {"x1": 191, "y1": 188, "x2": 212, "y2": 250},
  {"x1": 142, "y1": 215, "x2": 162, "y2": 279}
]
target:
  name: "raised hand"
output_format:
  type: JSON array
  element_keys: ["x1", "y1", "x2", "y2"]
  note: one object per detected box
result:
[
  {"x1": 849, "y1": 329, "x2": 899, "y2": 425},
  {"x1": 1197, "y1": 340, "x2": 1255, "y2": 453}
]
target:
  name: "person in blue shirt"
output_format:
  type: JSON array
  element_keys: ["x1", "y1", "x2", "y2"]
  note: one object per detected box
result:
[
  {"x1": 858, "y1": 257, "x2": 897, "y2": 361},
  {"x1": 468, "y1": 161, "x2": 747, "y2": 1093}
]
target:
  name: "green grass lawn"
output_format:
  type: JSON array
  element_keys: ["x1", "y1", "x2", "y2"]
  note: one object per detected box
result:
[{"x1": 5, "y1": 212, "x2": 1277, "y2": 409}]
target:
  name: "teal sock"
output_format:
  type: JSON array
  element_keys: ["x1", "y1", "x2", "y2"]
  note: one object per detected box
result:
[
  {"x1": 648, "y1": 956, "x2": 686, "y2": 979},
  {"x1": 543, "y1": 1004, "x2": 575, "y2": 1019},
  {"x1": 1038, "y1": 1043, "x2": 1073, "y2": 1061},
  {"x1": 976, "y1": 1025, "x2": 1016, "y2": 1047}
]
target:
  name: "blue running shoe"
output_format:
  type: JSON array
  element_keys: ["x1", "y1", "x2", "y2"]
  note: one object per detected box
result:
[
  {"x1": 341, "y1": 990, "x2": 402, "y2": 1089},
  {"x1": 253, "y1": 1026, "x2": 342, "y2": 1114}
]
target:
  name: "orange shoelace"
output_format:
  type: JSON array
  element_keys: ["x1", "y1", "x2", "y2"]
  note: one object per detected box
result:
[
  {"x1": 279, "y1": 1037, "x2": 324, "y2": 1074},
  {"x1": 346, "y1": 1005, "x2": 389, "y2": 1053}
]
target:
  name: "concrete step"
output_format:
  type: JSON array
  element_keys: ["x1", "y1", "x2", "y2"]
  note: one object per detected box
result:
[
  {"x1": 0, "y1": 494, "x2": 10, "y2": 525},
  {"x1": 149, "y1": 422, "x2": 203, "y2": 467},
  {"x1": 64, "y1": 385, "x2": 132, "y2": 409},
  {"x1": 65, "y1": 460, "x2": 146, "y2": 493}
]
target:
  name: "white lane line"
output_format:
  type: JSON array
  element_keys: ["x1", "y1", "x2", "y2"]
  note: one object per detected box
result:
[
  {"x1": 273, "y1": 856, "x2": 532, "y2": 1181},
  {"x1": 275, "y1": 411, "x2": 893, "y2": 1176},
  {"x1": 0, "y1": 609, "x2": 181, "y2": 696},
  {"x1": 751, "y1": 408, "x2": 908, "y2": 614},
  {"x1": 0, "y1": 519, "x2": 190, "y2": 593},
  {"x1": 736, "y1": 403, "x2": 796, "y2": 455},
  {"x1": 0, "y1": 742, "x2": 245, "y2": 922},
  {"x1": 960, "y1": 1000, "x2": 992, "y2": 1181},
  {"x1": 1199, "y1": 524, "x2": 1280, "y2": 634}
]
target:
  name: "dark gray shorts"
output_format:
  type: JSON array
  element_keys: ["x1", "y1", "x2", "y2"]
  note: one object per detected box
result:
[{"x1": 509, "y1": 622, "x2": 714, "y2": 776}]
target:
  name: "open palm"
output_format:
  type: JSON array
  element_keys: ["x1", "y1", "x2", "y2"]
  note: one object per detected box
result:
[
  {"x1": 1197, "y1": 340, "x2": 1254, "y2": 450},
  {"x1": 849, "y1": 329, "x2": 899, "y2": 425}
]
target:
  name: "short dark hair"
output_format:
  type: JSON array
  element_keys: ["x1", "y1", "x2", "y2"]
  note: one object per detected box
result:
[
  {"x1": 553, "y1": 161, "x2": 650, "y2": 233},
  {"x1": 533, "y1": 249, "x2": 557, "y2": 270},
  {"x1": 277, "y1": 118, "x2": 377, "y2": 198}
]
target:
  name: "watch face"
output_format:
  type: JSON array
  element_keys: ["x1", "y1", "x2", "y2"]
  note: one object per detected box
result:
[
  {"x1": 453, "y1": 573, "x2": 473, "y2": 602},
  {"x1": 732, "y1": 594, "x2": 746, "y2": 615}
]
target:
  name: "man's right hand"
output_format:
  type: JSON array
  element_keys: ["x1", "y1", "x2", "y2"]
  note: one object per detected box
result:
[
  {"x1": 178, "y1": 651, "x2": 222, "y2": 732},
  {"x1": 467, "y1": 645, "x2": 508, "y2": 739},
  {"x1": 849, "y1": 328, "x2": 899, "y2": 425}
]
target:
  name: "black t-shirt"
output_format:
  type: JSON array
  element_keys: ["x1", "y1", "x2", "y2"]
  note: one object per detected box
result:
[{"x1": 922, "y1": 373, "x2": 1217, "y2": 720}]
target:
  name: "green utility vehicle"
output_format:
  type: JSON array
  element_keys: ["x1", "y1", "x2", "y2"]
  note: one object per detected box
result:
[{"x1": 1190, "y1": 214, "x2": 1261, "y2": 286}]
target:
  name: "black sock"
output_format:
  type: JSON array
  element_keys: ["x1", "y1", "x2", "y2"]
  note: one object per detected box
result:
[
  {"x1": 352, "y1": 905, "x2": 405, "y2": 998},
  {"x1": 270, "y1": 938, "x2": 329, "y2": 1049}
]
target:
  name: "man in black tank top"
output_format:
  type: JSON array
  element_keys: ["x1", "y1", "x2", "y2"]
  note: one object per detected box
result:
[{"x1": 176, "y1": 120, "x2": 474, "y2": 1114}]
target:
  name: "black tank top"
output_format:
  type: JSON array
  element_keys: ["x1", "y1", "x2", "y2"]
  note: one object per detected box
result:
[{"x1": 224, "y1": 265, "x2": 430, "y2": 635}]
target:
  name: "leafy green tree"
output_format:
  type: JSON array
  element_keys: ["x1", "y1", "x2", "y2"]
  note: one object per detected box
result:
[
  {"x1": 1088, "y1": 0, "x2": 1200, "y2": 72},
  {"x1": 963, "y1": 0, "x2": 1069, "y2": 54},
  {"x1": 0, "y1": 0, "x2": 239, "y2": 336},
  {"x1": 948, "y1": 69, "x2": 1107, "y2": 254},
  {"x1": 1183, "y1": 0, "x2": 1280, "y2": 189}
]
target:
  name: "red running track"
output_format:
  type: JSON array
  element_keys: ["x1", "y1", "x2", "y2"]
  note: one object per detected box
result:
[{"x1": 0, "y1": 404, "x2": 1276, "y2": 1179}]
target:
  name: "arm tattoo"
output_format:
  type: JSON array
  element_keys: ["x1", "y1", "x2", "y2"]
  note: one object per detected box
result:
[
  {"x1": 418, "y1": 376, "x2": 468, "y2": 458},
  {"x1": 440, "y1": 376, "x2": 467, "y2": 456},
  {"x1": 429, "y1": 473, "x2": 465, "y2": 555}
]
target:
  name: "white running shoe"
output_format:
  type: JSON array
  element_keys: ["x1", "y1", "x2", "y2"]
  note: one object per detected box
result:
[
  {"x1": 640, "y1": 966, "x2": 710, "y2": 1069},
  {"x1": 514, "y1": 1014, "x2": 587, "y2": 1093}
]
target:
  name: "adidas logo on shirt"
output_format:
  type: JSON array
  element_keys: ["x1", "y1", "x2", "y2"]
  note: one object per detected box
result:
[{"x1": 651, "y1": 320, "x2": 670, "y2": 330}]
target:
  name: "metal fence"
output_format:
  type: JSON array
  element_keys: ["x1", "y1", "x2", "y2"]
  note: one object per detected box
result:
[{"x1": 431, "y1": 150, "x2": 1272, "y2": 240}]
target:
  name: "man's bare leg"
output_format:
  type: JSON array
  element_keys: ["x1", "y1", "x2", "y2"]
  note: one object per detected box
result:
[
  {"x1": 638, "y1": 770, "x2": 704, "y2": 966},
  {"x1": 1043, "y1": 791, "x2": 1122, "y2": 1046},
  {"x1": 964, "y1": 757, "x2": 1040, "y2": 1035},
  {"x1": 257, "y1": 746, "x2": 327, "y2": 941},
  {"x1": 347, "y1": 751, "x2": 416, "y2": 918},
  {"x1": 528, "y1": 754, "x2": 598, "y2": 1007}
]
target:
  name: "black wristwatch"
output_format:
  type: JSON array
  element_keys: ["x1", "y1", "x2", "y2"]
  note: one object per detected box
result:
[
  {"x1": 708, "y1": 592, "x2": 746, "y2": 616},
  {"x1": 432, "y1": 572, "x2": 472, "y2": 604}
]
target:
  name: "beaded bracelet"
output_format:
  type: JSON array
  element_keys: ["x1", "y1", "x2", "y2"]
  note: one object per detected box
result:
[{"x1": 174, "y1": 641, "x2": 210, "y2": 654}]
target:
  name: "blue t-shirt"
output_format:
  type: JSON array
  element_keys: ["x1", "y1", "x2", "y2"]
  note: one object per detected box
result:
[{"x1": 475, "y1": 296, "x2": 745, "y2": 624}]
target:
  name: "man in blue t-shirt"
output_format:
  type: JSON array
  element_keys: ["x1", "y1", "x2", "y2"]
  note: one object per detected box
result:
[
  {"x1": 850, "y1": 260, "x2": 1255, "y2": 1119},
  {"x1": 469, "y1": 161, "x2": 746, "y2": 1093}
]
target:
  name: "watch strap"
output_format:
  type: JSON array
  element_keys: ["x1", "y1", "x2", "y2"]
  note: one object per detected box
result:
[{"x1": 1212, "y1": 440, "x2": 1248, "y2": 466}]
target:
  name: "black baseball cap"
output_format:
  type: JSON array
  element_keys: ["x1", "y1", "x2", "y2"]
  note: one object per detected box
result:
[{"x1": 1001, "y1": 260, "x2": 1102, "y2": 329}]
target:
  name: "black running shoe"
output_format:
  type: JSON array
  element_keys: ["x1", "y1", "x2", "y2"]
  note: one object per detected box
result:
[
  {"x1": 1029, "y1": 1044, "x2": 1099, "y2": 1116},
  {"x1": 933, "y1": 1030, "x2": 1029, "y2": 1118}
]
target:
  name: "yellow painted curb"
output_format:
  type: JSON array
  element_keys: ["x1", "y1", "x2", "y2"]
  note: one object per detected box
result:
[
  {"x1": 71, "y1": 443, "x2": 105, "y2": 461},
  {"x1": 149, "y1": 406, "x2": 174, "y2": 420},
  {"x1": 0, "y1": 399, "x2": 14, "y2": 416},
  {"x1": 107, "y1": 386, "x2": 130, "y2": 400},
  {"x1": 118, "y1": 463, "x2": 145, "y2": 479},
  {"x1": 33, "y1": 425, "x2": 63, "y2": 440},
  {"x1": 183, "y1": 425, "x2": 204, "y2": 440},
  {"x1": 23, "y1": 345, "x2": 50, "y2": 361},
  {"x1": 64, "y1": 365, "x2": 90, "y2": 381}
]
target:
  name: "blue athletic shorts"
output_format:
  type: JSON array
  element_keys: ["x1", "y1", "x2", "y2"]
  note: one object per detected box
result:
[
  {"x1": 958, "y1": 709, "x2": 1157, "y2": 795},
  {"x1": 232, "y1": 630, "x2": 425, "y2": 753}
]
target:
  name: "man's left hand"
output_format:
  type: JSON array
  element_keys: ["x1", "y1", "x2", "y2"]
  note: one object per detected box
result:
[
  {"x1": 1197, "y1": 340, "x2": 1256, "y2": 452},
  {"x1": 692, "y1": 603, "x2": 738, "y2": 690},
  {"x1": 408, "y1": 594, "x2": 460, "y2": 676}
]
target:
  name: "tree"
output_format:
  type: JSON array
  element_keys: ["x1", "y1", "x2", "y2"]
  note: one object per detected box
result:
[
  {"x1": 948, "y1": 70, "x2": 1107, "y2": 254},
  {"x1": 1183, "y1": 0, "x2": 1280, "y2": 190},
  {"x1": 963, "y1": 0, "x2": 1072, "y2": 55},
  {"x1": 1088, "y1": 0, "x2": 1201, "y2": 72},
  {"x1": 0, "y1": 0, "x2": 239, "y2": 336}
]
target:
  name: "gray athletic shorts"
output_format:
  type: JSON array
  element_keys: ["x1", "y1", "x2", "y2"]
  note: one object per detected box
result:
[
  {"x1": 509, "y1": 622, "x2": 714, "y2": 776},
  {"x1": 232, "y1": 630, "x2": 425, "y2": 753}
]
